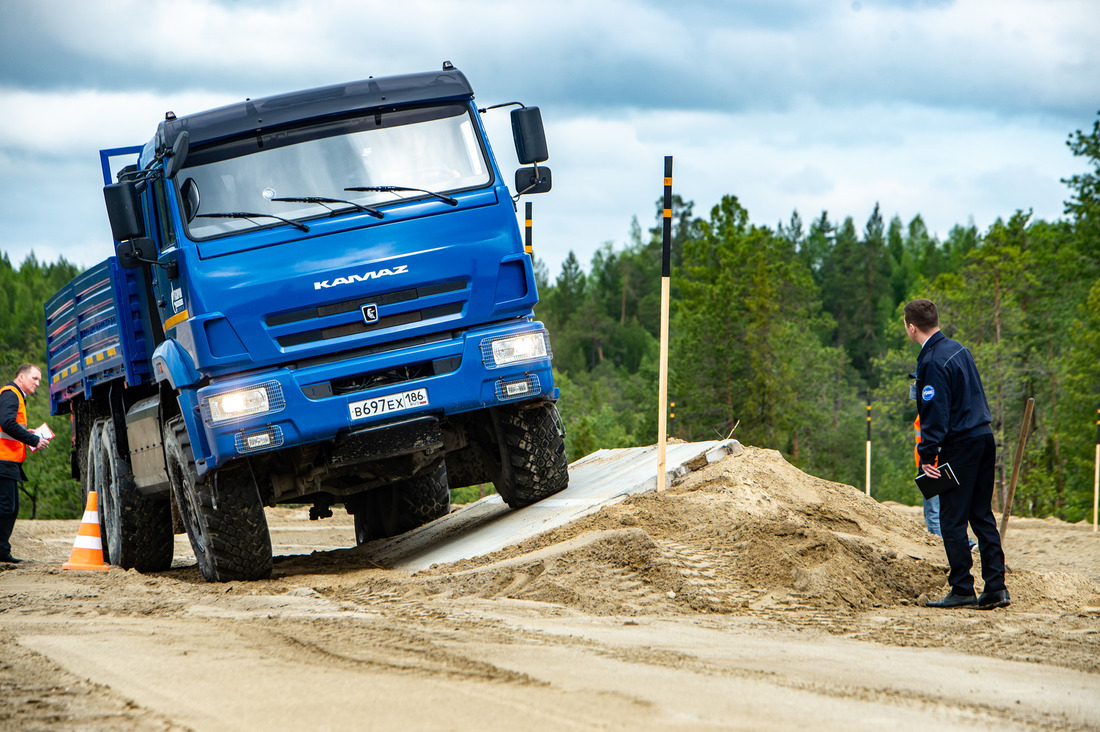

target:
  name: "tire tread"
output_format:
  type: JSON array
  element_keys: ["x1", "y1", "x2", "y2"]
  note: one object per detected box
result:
[
  {"x1": 492, "y1": 403, "x2": 569, "y2": 508},
  {"x1": 167, "y1": 419, "x2": 272, "y2": 581}
]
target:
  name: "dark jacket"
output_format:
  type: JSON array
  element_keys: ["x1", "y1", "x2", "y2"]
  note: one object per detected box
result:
[
  {"x1": 914, "y1": 331, "x2": 992, "y2": 465},
  {"x1": 0, "y1": 382, "x2": 39, "y2": 482}
]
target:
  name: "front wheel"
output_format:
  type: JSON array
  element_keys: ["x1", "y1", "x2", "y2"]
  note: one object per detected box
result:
[
  {"x1": 489, "y1": 402, "x2": 569, "y2": 508},
  {"x1": 165, "y1": 418, "x2": 272, "y2": 581}
]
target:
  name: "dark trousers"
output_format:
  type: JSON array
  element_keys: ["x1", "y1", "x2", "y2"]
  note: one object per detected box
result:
[
  {"x1": 937, "y1": 432, "x2": 1006, "y2": 595},
  {"x1": 0, "y1": 477, "x2": 19, "y2": 556}
]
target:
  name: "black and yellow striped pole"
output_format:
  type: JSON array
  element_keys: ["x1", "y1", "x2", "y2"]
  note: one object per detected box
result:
[
  {"x1": 865, "y1": 402, "x2": 872, "y2": 496},
  {"x1": 1093, "y1": 406, "x2": 1099, "y2": 532},
  {"x1": 524, "y1": 201, "x2": 533, "y2": 256},
  {"x1": 657, "y1": 156, "x2": 673, "y2": 490}
]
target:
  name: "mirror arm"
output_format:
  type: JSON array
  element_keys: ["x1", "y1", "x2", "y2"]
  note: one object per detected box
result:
[
  {"x1": 117, "y1": 237, "x2": 178, "y2": 278},
  {"x1": 511, "y1": 162, "x2": 542, "y2": 205},
  {"x1": 117, "y1": 134, "x2": 186, "y2": 187},
  {"x1": 133, "y1": 252, "x2": 178, "y2": 277},
  {"x1": 478, "y1": 101, "x2": 524, "y2": 115},
  {"x1": 116, "y1": 166, "x2": 154, "y2": 189}
]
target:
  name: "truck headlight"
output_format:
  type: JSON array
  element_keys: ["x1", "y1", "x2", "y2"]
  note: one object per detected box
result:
[
  {"x1": 481, "y1": 331, "x2": 550, "y2": 369},
  {"x1": 205, "y1": 381, "x2": 284, "y2": 424}
]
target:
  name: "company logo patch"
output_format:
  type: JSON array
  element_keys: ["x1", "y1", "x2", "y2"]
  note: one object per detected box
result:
[
  {"x1": 921, "y1": 385, "x2": 936, "y2": 401},
  {"x1": 314, "y1": 264, "x2": 408, "y2": 290}
]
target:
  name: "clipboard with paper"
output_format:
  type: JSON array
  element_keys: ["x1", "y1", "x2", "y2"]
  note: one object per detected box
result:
[
  {"x1": 914, "y1": 461, "x2": 960, "y2": 499},
  {"x1": 28, "y1": 423, "x2": 54, "y2": 452}
]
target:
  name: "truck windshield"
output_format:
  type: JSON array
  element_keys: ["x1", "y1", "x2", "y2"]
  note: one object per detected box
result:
[{"x1": 178, "y1": 103, "x2": 490, "y2": 239}]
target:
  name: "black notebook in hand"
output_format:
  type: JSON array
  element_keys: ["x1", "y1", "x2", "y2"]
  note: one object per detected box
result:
[{"x1": 914, "y1": 462, "x2": 960, "y2": 499}]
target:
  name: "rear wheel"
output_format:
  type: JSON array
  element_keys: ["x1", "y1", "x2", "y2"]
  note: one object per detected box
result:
[
  {"x1": 165, "y1": 418, "x2": 272, "y2": 581},
  {"x1": 86, "y1": 418, "x2": 173, "y2": 571},
  {"x1": 489, "y1": 402, "x2": 569, "y2": 508},
  {"x1": 353, "y1": 460, "x2": 450, "y2": 545}
]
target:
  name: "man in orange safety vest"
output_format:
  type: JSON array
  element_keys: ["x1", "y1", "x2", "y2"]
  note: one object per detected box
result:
[{"x1": 1, "y1": 364, "x2": 51, "y2": 563}]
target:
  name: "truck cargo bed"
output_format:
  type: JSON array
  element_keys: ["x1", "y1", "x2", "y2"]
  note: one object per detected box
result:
[{"x1": 45, "y1": 257, "x2": 152, "y2": 414}]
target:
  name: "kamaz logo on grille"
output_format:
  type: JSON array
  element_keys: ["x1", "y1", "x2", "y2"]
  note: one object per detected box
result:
[
  {"x1": 361, "y1": 303, "x2": 379, "y2": 324},
  {"x1": 314, "y1": 264, "x2": 409, "y2": 290}
]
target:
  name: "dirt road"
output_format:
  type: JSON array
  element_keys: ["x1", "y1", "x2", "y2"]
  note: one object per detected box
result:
[{"x1": 2, "y1": 446, "x2": 1098, "y2": 730}]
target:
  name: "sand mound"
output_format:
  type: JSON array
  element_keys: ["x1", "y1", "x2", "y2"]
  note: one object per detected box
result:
[{"x1": 392, "y1": 446, "x2": 1100, "y2": 616}]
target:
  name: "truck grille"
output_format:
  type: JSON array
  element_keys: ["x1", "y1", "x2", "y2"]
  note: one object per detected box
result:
[
  {"x1": 302, "y1": 355, "x2": 461, "y2": 399},
  {"x1": 267, "y1": 279, "x2": 465, "y2": 348}
]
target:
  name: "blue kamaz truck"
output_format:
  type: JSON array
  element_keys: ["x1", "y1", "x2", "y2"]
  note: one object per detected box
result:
[{"x1": 44, "y1": 63, "x2": 567, "y2": 581}]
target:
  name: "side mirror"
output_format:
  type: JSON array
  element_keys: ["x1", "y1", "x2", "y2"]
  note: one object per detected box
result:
[
  {"x1": 510, "y1": 107, "x2": 548, "y2": 165},
  {"x1": 116, "y1": 237, "x2": 156, "y2": 270},
  {"x1": 103, "y1": 181, "x2": 146, "y2": 241},
  {"x1": 165, "y1": 131, "x2": 189, "y2": 180},
  {"x1": 180, "y1": 178, "x2": 200, "y2": 223},
  {"x1": 515, "y1": 166, "x2": 552, "y2": 195}
]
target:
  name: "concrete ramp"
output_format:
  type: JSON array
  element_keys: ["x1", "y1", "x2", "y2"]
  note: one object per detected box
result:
[{"x1": 366, "y1": 439, "x2": 742, "y2": 571}]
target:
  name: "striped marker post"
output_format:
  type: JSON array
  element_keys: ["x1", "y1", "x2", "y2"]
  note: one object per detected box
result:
[
  {"x1": 525, "y1": 201, "x2": 533, "y2": 256},
  {"x1": 657, "y1": 156, "x2": 672, "y2": 490},
  {"x1": 62, "y1": 490, "x2": 110, "y2": 571}
]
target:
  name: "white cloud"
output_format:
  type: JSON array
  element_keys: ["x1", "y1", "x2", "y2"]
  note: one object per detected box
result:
[
  {"x1": 521, "y1": 101, "x2": 1084, "y2": 274},
  {"x1": 0, "y1": 88, "x2": 238, "y2": 154},
  {"x1": 0, "y1": 0, "x2": 1096, "y2": 278}
]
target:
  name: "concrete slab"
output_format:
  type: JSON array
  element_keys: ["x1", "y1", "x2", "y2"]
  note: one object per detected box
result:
[{"x1": 366, "y1": 439, "x2": 742, "y2": 571}]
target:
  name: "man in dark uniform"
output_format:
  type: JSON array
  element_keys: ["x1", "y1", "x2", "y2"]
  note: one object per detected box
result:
[
  {"x1": 1, "y1": 363, "x2": 51, "y2": 564},
  {"x1": 905, "y1": 299, "x2": 1009, "y2": 610}
]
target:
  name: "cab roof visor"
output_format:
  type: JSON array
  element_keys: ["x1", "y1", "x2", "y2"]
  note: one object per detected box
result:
[{"x1": 159, "y1": 68, "x2": 474, "y2": 151}]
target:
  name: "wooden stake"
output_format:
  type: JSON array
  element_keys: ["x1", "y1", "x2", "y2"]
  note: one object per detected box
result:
[
  {"x1": 865, "y1": 402, "x2": 871, "y2": 496},
  {"x1": 999, "y1": 397, "x2": 1034, "y2": 541},
  {"x1": 1093, "y1": 407, "x2": 1099, "y2": 532},
  {"x1": 657, "y1": 156, "x2": 672, "y2": 490}
]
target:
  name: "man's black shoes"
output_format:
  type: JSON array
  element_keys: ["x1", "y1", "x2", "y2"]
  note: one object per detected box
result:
[
  {"x1": 927, "y1": 591, "x2": 978, "y2": 608},
  {"x1": 0, "y1": 553, "x2": 22, "y2": 564},
  {"x1": 926, "y1": 589, "x2": 1010, "y2": 609},
  {"x1": 976, "y1": 589, "x2": 1011, "y2": 610}
]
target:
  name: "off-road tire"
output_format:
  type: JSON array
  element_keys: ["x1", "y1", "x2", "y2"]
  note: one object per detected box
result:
[
  {"x1": 165, "y1": 418, "x2": 272, "y2": 581},
  {"x1": 490, "y1": 402, "x2": 569, "y2": 509},
  {"x1": 86, "y1": 418, "x2": 174, "y2": 571},
  {"x1": 74, "y1": 398, "x2": 109, "y2": 489},
  {"x1": 354, "y1": 460, "x2": 450, "y2": 545}
]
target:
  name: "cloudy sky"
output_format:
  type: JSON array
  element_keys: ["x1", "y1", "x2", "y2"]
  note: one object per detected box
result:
[{"x1": 1, "y1": 0, "x2": 1097, "y2": 278}]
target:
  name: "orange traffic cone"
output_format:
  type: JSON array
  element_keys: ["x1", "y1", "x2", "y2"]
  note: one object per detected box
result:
[{"x1": 62, "y1": 490, "x2": 110, "y2": 571}]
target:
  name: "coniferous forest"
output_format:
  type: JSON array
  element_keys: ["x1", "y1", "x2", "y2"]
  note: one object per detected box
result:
[
  {"x1": 6, "y1": 113, "x2": 1100, "y2": 522},
  {"x1": 543, "y1": 112, "x2": 1100, "y2": 521}
]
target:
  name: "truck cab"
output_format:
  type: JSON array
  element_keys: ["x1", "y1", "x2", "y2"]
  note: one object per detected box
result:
[{"x1": 47, "y1": 64, "x2": 567, "y2": 581}]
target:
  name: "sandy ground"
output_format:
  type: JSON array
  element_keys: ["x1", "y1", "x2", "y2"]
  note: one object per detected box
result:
[{"x1": 1, "y1": 445, "x2": 1098, "y2": 731}]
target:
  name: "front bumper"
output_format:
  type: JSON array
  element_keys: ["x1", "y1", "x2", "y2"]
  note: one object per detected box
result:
[{"x1": 184, "y1": 319, "x2": 555, "y2": 474}]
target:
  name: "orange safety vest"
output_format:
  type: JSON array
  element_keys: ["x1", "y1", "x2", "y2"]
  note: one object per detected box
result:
[
  {"x1": 0, "y1": 384, "x2": 28, "y2": 463},
  {"x1": 913, "y1": 415, "x2": 921, "y2": 468}
]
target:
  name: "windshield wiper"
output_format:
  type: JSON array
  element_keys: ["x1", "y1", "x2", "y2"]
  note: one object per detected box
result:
[
  {"x1": 196, "y1": 212, "x2": 310, "y2": 232},
  {"x1": 271, "y1": 196, "x2": 384, "y2": 219},
  {"x1": 344, "y1": 185, "x2": 458, "y2": 206}
]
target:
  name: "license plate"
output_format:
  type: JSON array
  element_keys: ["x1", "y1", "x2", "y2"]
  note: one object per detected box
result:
[{"x1": 348, "y1": 388, "x2": 429, "y2": 421}]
